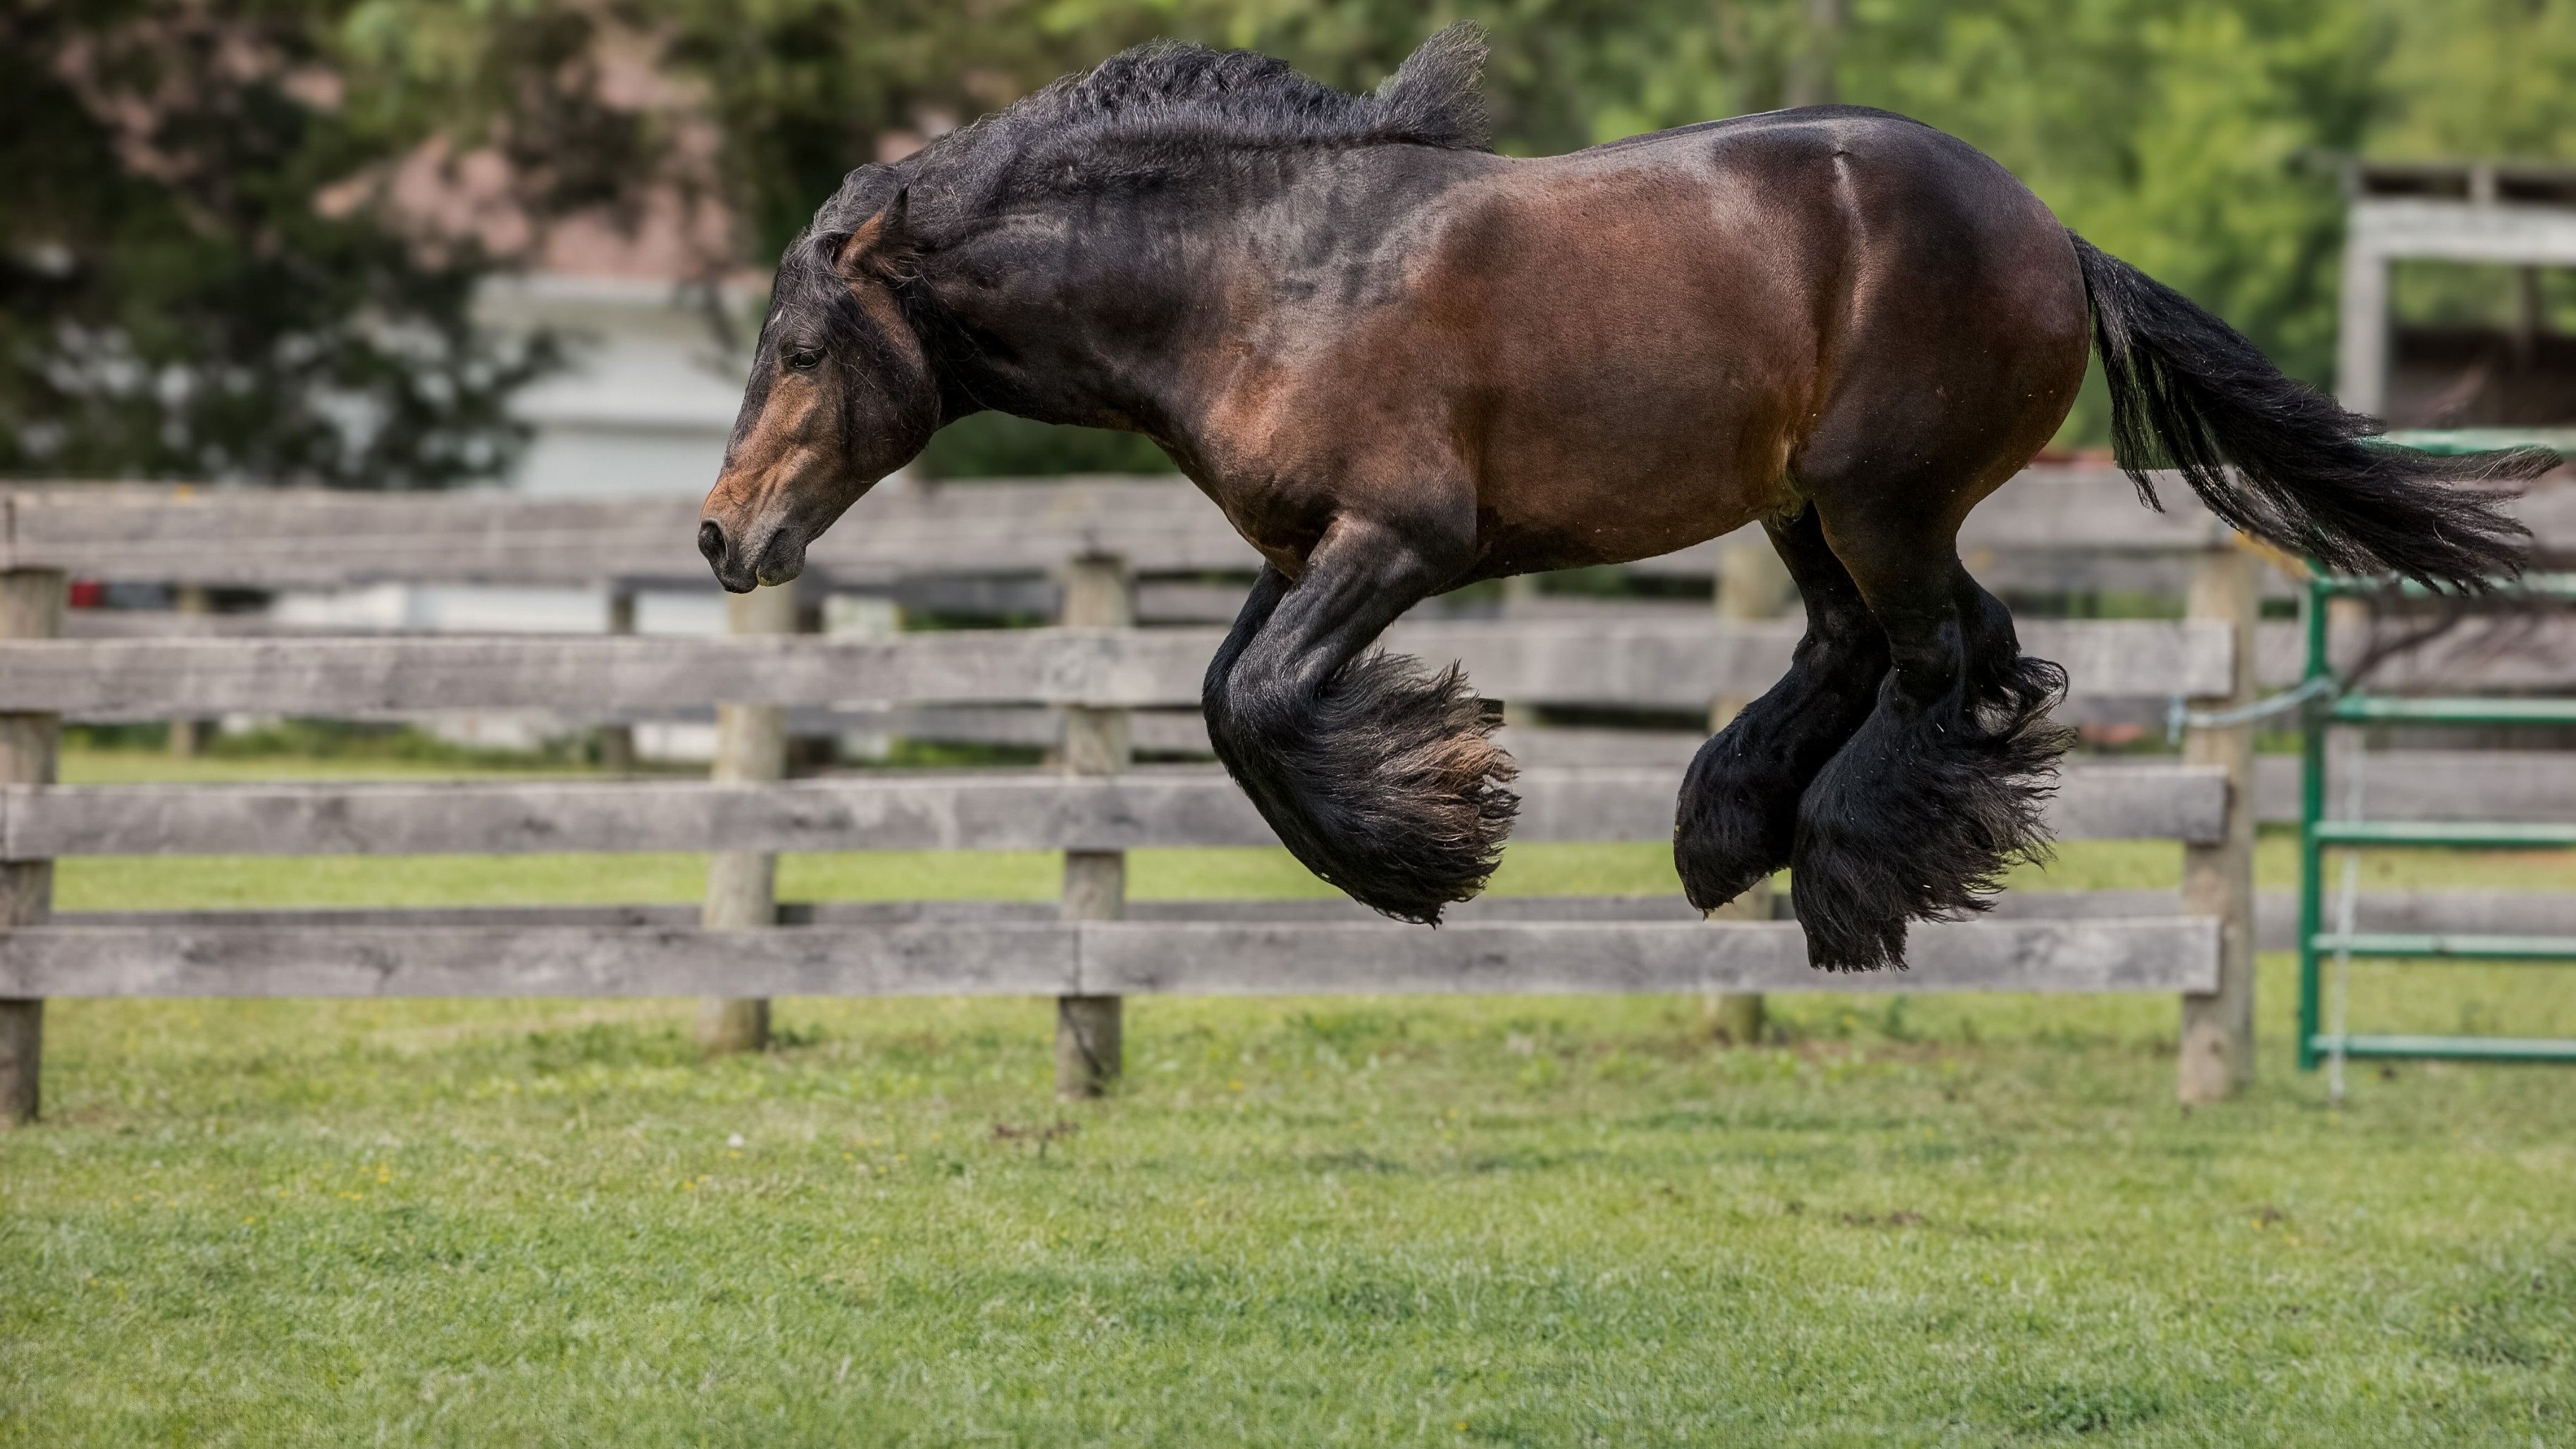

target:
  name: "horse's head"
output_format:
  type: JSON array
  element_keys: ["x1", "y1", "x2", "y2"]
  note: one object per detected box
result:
[{"x1": 700, "y1": 168, "x2": 941, "y2": 592}]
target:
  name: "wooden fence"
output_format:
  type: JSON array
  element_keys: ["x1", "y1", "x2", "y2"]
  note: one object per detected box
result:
[
  {"x1": 0, "y1": 463, "x2": 2568, "y2": 1121},
  {"x1": 11, "y1": 463, "x2": 2568, "y2": 590}
]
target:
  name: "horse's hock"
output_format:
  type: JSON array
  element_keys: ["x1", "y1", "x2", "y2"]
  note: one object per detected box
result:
[{"x1": 2, "y1": 466, "x2": 2571, "y2": 1121}]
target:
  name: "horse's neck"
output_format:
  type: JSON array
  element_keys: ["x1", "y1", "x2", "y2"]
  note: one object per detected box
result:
[
  {"x1": 923, "y1": 148, "x2": 1478, "y2": 452},
  {"x1": 915, "y1": 201, "x2": 1237, "y2": 441}
]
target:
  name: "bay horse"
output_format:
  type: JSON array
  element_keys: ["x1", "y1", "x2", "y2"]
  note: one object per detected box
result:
[{"x1": 698, "y1": 25, "x2": 2548, "y2": 970}]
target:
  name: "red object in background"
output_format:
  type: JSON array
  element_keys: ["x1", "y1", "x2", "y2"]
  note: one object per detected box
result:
[{"x1": 66, "y1": 579, "x2": 104, "y2": 609}]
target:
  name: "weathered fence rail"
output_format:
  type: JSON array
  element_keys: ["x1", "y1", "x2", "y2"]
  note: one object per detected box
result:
[
  {"x1": 0, "y1": 616, "x2": 2228, "y2": 719},
  {"x1": 43, "y1": 888, "x2": 2548, "y2": 955},
  {"x1": 0, "y1": 764, "x2": 2227, "y2": 858},
  {"x1": 0, "y1": 918, "x2": 2216, "y2": 1001},
  {"x1": 10, "y1": 465, "x2": 2570, "y2": 587}
]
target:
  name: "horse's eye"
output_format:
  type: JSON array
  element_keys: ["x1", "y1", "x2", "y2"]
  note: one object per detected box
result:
[{"x1": 785, "y1": 348, "x2": 823, "y2": 372}]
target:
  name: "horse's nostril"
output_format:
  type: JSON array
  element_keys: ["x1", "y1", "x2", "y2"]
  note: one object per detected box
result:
[{"x1": 698, "y1": 519, "x2": 726, "y2": 566}]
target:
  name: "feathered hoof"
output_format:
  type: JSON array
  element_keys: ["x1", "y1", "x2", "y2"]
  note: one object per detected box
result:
[
  {"x1": 1788, "y1": 654, "x2": 2074, "y2": 971},
  {"x1": 1220, "y1": 649, "x2": 1518, "y2": 925},
  {"x1": 1673, "y1": 728, "x2": 1795, "y2": 913}
]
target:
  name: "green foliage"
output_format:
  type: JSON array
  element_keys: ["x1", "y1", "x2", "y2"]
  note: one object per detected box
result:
[{"x1": 0, "y1": 3, "x2": 576, "y2": 485}]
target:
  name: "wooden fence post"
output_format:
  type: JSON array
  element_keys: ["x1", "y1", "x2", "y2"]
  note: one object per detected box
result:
[
  {"x1": 1498, "y1": 573, "x2": 1542, "y2": 730},
  {"x1": 597, "y1": 585, "x2": 638, "y2": 773},
  {"x1": 2179, "y1": 544, "x2": 2258, "y2": 1103},
  {"x1": 1057, "y1": 553, "x2": 1132, "y2": 1100},
  {"x1": 168, "y1": 584, "x2": 213, "y2": 759},
  {"x1": 698, "y1": 581, "x2": 798, "y2": 1053},
  {"x1": 1, "y1": 568, "x2": 65, "y2": 1125},
  {"x1": 1704, "y1": 533, "x2": 1794, "y2": 1045}
]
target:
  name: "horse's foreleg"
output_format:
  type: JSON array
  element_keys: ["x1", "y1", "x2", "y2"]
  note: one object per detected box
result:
[
  {"x1": 1203, "y1": 523, "x2": 1515, "y2": 924},
  {"x1": 1788, "y1": 529, "x2": 2073, "y2": 971},
  {"x1": 1674, "y1": 505, "x2": 1888, "y2": 910}
]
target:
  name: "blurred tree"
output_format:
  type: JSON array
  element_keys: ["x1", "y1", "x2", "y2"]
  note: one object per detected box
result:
[
  {"x1": 0, "y1": 3, "x2": 630, "y2": 485},
  {"x1": 2370, "y1": 0, "x2": 2576, "y2": 335},
  {"x1": 2373, "y1": 0, "x2": 2576, "y2": 161}
]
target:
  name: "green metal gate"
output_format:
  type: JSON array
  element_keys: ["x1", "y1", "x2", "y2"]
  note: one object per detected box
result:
[{"x1": 2297, "y1": 571, "x2": 2576, "y2": 1069}]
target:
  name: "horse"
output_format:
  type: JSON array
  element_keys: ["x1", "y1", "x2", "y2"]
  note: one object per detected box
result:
[{"x1": 697, "y1": 24, "x2": 2549, "y2": 971}]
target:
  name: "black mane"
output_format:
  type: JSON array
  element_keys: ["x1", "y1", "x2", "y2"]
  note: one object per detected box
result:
[
  {"x1": 812, "y1": 23, "x2": 1490, "y2": 244},
  {"x1": 1005, "y1": 22, "x2": 1491, "y2": 157},
  {"x1": 761, "y1": 25, "x2": 1491, "y2": 417}
]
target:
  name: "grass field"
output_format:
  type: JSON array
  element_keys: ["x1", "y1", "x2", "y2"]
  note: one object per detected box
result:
[{"x1": 5, "y1": 747, "x2": 2575, "y2": 1444}]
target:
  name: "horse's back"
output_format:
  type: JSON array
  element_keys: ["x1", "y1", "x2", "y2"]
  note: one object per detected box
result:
[{"x1": 1197, "y1": 111, "x2": 2091, "y2": 576}]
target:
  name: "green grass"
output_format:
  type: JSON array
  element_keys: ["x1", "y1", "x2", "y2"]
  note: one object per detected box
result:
[{"x1": 6, "y1": 747, "x2": 2575, "y2": 1443}]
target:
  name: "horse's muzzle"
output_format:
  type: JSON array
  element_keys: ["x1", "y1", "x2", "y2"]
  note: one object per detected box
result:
[
  {"x1": 697, "y1": 516, "x2": 806, "y2": 593},
  {"x1": 697, "y1": 518, "x2": 755, "y2": 593}
]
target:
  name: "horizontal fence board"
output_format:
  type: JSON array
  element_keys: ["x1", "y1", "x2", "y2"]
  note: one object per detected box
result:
[
  {"x1": 51, "y1": 888, "x2": 2576, "y2": 952},
  {"x1": 2255, "y1": 750, "x2": 2576, "y2": 824},
  {"x1": 1, "y1": 479, "x2": 1261, "y2": 587},
  {"x1": 0, "y1": 618, "x2": 2230, "y2": 719},
  {"x1": 15, "y1": 467, "x2": 2564, "y2": 589},
  {"x1": 0, "y1": 630, "x2": 1200, "y2": 717},
  {"x1": 45, "y1": 899, "x2": 1701, "y2": 931},
  {"x1": 1077, "y1": 916, "x2": 2218, "y2": 995},
  {"x1": 1487, "y1": 740, "x2": 2576, "y2": 828},
  {"x1": 0, "y1": 923, "x2": 1079, "y2": 998},
  {"x1": 52, "y1": 556, "x2": 2302, "y2": 638},
  {"x1": 2255, "y1": 615, "x2": 2576, "y2": 692},
  {"x1": 913, "y1": 604, "x2": 2573, "y2": 697},
  {"x1": 0, "y1": 916, "x2": 2215, "y2": 997},
  {"x1": 0, "y1": 763, "x2": 2226, "y2": 859}
]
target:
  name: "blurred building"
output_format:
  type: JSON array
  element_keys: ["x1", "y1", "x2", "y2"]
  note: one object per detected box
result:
[
  {"x1": 482, "y1": 271, "x2": 745, "y2": 500},
  {"x1": 2339, "y1": 160, "x2": 2576, "y2": 425}
]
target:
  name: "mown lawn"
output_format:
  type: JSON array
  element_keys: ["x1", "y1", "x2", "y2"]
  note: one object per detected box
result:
[{"x1": 4, "y1": 749, "x2": 2573, "y2": 1445}]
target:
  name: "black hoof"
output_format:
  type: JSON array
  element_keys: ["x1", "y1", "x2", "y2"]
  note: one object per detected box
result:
[{"x1": 1673, "y1": 726, "x2": 1796, "y2": 911}]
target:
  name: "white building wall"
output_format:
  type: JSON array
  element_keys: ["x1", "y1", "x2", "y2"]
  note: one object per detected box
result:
[
  {"x1": 483, "y1": 272, "x2": 750, "y2": 498},
  {"x1": 268, "y1": 272, "x2": 759, "y2": 759}
]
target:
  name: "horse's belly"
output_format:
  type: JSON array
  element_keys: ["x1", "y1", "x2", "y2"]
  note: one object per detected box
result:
[
  {"x1": 1456, "y1": 322, "x2": 1810, "y2": 576},
  {"x1": 1468, "y1": 448, "x2": 1788, "y2": 578}
]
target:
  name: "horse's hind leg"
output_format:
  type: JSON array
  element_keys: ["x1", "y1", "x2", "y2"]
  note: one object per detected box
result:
[
  {"x1": 1790, "y1": 513, "x2": 2074, "y2": 971},
  {"x1": 1675, "y1": 505, "x2": 1889, "y2": 910},
  {"x1": 1203, "y1": 517, "x2": 1517, "y2": 925}
]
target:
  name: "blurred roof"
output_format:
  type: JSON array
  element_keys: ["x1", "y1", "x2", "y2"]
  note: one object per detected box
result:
[
  {"x1": 352, "y1": 22, "x2": 756, "y2": 290},
  {"x1": 2347, "y1": 160, "x2": 2576, "y2": 209}
]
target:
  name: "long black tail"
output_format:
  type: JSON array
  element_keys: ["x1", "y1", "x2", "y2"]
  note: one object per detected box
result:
[{"x1": 2069, "y1": 232, "x2": 2553, "y2": 588}]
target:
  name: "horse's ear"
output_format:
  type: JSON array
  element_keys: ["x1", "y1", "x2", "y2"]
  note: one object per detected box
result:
[{"x1": 832, "y1": 187, "x2": 912, "y2": 281}]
